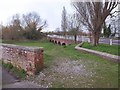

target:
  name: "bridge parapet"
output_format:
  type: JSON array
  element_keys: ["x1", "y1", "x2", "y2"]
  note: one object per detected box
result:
[{"x1": 48, "y1": 37, "x2": 76, "y2": 45}]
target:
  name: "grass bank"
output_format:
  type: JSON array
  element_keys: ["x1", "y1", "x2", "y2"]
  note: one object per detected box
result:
[{"x1": 82, "y1": 42, "x2": 120, "y2": 56}]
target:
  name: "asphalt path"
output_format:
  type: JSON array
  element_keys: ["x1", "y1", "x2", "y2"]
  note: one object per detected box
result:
[{"x1": 2, "y1": 67, "x2": 18, "y2": 85}]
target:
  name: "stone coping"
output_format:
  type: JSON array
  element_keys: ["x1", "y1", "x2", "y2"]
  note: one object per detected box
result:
[
  {"x1": 75, "y1": 42, "x2": 120, "y2": 63},
  {"x1": 1, "y1": 43, "x2": 43, "y2": 52}
]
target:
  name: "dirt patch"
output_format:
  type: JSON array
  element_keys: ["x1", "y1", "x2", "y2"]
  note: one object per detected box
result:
[
  {"x1": 52, "y1": 59, "x2": 92, "y2": 77},
  {"x1": 26, "y1": 58, "x2": 95, "y2": 88}
]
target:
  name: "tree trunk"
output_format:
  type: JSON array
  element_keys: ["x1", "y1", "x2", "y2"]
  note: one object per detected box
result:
[
  {"x1": 74, "y1": 35, "x2": 77, "y2": 43},
  {"x1": 91, "y1": 32, "x2": 100, "y2": 46},
  {"x1": 89, "y1": 31, "x2": 92, "y2": 43},
  {"x1": 91, "y1": 34, "x2": 96, "y2": 46},
  {"x1": 64, "y1": 31, "x2": 67, "y2": 39},
  {"x1": 96, "y1": 32, "x2": 100, "y2": 45}
]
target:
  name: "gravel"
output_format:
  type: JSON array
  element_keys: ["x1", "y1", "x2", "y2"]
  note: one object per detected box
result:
[{"x1": 26, "y1": 57, "x2": 95, "y2": 88}]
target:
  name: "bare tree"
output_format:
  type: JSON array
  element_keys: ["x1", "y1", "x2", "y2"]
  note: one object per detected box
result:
[
  {"x1": 72, "y1": 0, "x2": 119, "y2": 46},
  {"x1": 22, "y1": 12, "x2": 47, "y2": 39},
  {"x1": 1, "y1": 14, "x2": 24, "y2": 40},
  {"x1": 10, "y1": 14, "x2": 24, "y2": 40},
  {"x1": 23, "y1": 12, "x2": 47, "y2": 32},
  {"x1": 1, "y1": 12, "x2": 48, "y2": 40},
  {"x1": 110, "y1": 12, "x2": 120, "y2": 36},
  {"x1": 61, "y1": 6, "x2": 67, "y2": 39},
  {"x1": 67, "y1": 13, "x2": 81, "y2": 43},
  {"x1": 2, "y1": 26, "x2": 12, "y2": 40}
]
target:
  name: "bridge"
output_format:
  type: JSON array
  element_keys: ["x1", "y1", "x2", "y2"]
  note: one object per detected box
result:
[
  {"x1": 47, "y1": 35, "x2": 120, "y2": 45},
  {"x1": 48, "y1": 36, "x2": 79, "y2": 45}
]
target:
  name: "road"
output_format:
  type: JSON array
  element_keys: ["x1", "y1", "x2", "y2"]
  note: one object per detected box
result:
[
  {"x1": 76, "y1": 36, "x2": 120, "y2": 45},
  {"x1": 75, "y1": 36, "x2": 120, "y2": 45},
  {"x1": 99, "y1": 38, "x2": 120, "y2": 45}
]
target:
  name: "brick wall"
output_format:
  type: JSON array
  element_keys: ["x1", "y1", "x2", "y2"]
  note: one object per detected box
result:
[{"x1": 1, "y1": 44, "x2": 44, "y2": 75}]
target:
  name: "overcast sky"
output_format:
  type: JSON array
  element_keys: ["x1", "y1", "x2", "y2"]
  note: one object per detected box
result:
[{"x1": 0, "y1": 0, "x2": 75, "y2": 32}]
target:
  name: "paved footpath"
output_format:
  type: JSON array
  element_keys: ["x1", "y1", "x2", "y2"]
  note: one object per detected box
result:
[{"x1": 1, "y1": 66, "x2": 41, "y2": 88}]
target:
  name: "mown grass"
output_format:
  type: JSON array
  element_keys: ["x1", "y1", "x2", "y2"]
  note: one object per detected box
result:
[
  {"x1": 82, "y1": 42, "x2": 120, "y2": 56},
  {"x1": 2, "y1": 40, "x2": 119, "y2": 88}
]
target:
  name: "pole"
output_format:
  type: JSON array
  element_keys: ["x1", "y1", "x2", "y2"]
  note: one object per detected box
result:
[{"x1": 110, "y1": 38, "x2": 112, "y2": 45}]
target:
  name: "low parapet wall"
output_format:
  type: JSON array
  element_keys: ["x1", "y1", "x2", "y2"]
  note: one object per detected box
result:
[
  {"x1": 1, "y1": 44, "x2": 44, "y2": 75},
  {"x1": 75, "y1": 43, "x2": 120, "y2": 63},
  {"x1": 48, "y1": 37, "x2": 80, "y2": 45}
]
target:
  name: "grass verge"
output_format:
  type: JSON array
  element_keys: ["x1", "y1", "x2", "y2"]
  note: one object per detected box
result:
[{"x1": 82, "y1": 42, "x2": 120, "y2": 56}]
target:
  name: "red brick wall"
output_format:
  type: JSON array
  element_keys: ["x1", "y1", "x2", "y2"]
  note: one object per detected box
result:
[{"x1": 2, "y1": 44, "x2": 44, "y2": 75}]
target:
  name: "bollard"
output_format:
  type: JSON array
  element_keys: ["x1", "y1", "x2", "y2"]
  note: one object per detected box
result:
[
  {"x1": 82, "y1": 36, "x2": 84, "y2": 42},
  {"x1": 110, "y1": 39, "x2": 112, "y2": 45}
]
